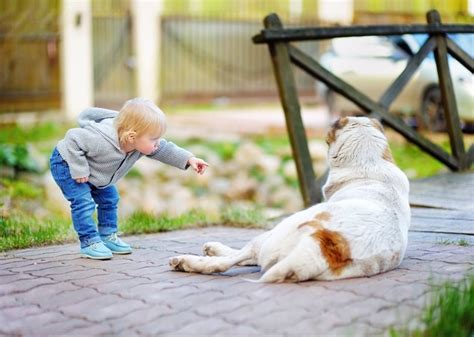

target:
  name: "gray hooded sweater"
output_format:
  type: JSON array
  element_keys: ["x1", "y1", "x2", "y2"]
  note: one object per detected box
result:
[{"x1": 56, "y1": 107, "x2": 194, "y2": 189}]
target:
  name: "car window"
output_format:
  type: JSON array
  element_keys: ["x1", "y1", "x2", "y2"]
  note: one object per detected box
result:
[{"x1": 410, "y1": 33, "x2": 473, "y2": 59}]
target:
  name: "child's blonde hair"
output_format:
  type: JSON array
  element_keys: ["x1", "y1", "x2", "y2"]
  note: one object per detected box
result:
[{"x1": 115, "y1": 98, "x2": 167, "y2": 145}]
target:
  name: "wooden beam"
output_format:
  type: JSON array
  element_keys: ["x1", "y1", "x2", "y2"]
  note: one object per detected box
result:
[
  {"x1": 466, "y1": 144, "x2": 474, "y2": 168},
  {"x1": 263, "y1": 13, "x2": 322, "y2": 206},
  {"x1": 253, "y1": 23, "x2": 474, "y2": 44},
  {"x1": 427, "y1": 10, "x2": 466, "y2": 170},
  {"x1": 288, "y1": 44, "x2": 459, "y2": 170},
  {"x1": 379, "y1": 36, "x2": 436, "y2": 109},
  {"x1": 446, "y1": 37, "x2": 474, "y2": 73}
]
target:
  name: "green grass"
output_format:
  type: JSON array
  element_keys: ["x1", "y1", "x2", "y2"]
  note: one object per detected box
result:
[
  {"x1": 437, "y1": 239, "x2": 470, "y2": 247},
  {"x1": 219, "y1": 205, "x2": 266, "y2": 228},
  {"x1": 390, "y1": 276, "x2": 474, "y2": 337},
  {"x1": 0, "y1": 205, "x2": 267, "y2": 252},
  {"x1": 1, "y1": 179, "x2": 43, "y2": 199},
  {"x1": 0, "y1": 216, "x2": 75, "y2": 251},
  {"x1": 390, "y1": 142, "x2": 447, "y2": 178},
  {"x1": 120, "y1": 209, "x2": 210, "y2": 234},
  {"x1": 0, "y1": 122, "x2": 67, "y2": 145}
]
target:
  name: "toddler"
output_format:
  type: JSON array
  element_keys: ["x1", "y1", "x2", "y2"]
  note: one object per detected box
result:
[{"x1": 50, "y1": 98, "x2": 208, "y2": 260}]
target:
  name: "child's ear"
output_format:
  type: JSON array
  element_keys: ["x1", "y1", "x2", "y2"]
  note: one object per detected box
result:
[{"x1": 127, "y1": 131, "x2": 137, "y2": 143}]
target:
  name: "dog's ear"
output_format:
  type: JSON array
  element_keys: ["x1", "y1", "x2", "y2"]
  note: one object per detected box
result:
[
  {"x1": 326, "y1": 117, "x2": 349, "y2": 145},
  {"x1": 370, "y1": 118, "x2": 384, "y2": 133}
]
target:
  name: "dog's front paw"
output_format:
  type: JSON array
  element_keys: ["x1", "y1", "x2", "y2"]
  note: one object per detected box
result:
[{"x1": 169, "y1": 256, "x2": 186, "y2": 271}]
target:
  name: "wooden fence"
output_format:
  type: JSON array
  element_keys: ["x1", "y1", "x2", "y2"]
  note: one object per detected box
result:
[{"x1": 253, "y1": 9, "x2": 474, "y2": 206}]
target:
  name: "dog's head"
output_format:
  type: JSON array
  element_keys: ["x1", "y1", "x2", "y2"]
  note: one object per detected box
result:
[{"x1": 326, "y1": 116, "x2": 394, "y2": 167}]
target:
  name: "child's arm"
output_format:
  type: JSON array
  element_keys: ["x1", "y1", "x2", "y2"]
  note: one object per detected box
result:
[
  {"x1": 147, "y1": 139, "x2": 194, "y2": 170},
  {"x1": 78, "y1": 107, "x2": 118, "y2": 127}
]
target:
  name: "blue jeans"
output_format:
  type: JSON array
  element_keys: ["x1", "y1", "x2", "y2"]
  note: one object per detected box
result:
[{"x1": 50, "y1": 148, "x2": 119, "y2": 248}]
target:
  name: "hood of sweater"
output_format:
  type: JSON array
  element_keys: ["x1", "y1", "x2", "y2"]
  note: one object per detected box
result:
[{"x1": 78, "y1": 108, "x2": 124, "y2": 153}]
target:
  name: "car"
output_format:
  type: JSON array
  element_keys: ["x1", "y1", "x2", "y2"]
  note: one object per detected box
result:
[{"x1": 317, "y1": 34, "x2": 474, "y2": 131}]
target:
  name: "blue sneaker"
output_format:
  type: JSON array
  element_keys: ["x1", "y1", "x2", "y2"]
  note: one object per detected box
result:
[
  {"x1": 101, "y1": 233, "x2": 132, "y2": 254},
  {"x1": 80, "y1": 242, "x2": 113, "y2": 260}
]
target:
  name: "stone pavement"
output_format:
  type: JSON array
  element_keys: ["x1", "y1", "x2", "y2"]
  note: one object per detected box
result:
[{"x1": 1, "y1": 223, "x2": 473, "y2": 337}]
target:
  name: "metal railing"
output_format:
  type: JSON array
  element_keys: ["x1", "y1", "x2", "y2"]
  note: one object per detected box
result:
[{"x1": 253, "y1": 9, "x2": 474, "y2": 207}]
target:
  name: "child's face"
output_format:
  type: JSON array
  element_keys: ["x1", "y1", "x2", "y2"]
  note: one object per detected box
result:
[{"x1": 134, "y1": 132, "x2": 160, "y2": 155}]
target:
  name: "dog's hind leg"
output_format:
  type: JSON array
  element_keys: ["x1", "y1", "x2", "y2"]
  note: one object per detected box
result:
[
  {"x1": 169, "y1": 243, "x2": 256, "y2": 274},
  {"x1": 202, "y1": 242, "x2": 239, "y2": 257},
  {"x1": 257, "y1": 237, "x2": 329, "y2": 283},
  {"x1": 202, "y1": 231, "x2": 270, "y2": 266}
]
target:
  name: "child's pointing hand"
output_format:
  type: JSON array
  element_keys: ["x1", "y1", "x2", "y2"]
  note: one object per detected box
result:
[{"x1": 188, "y1": 157, "x2": 209, "y2": 175}]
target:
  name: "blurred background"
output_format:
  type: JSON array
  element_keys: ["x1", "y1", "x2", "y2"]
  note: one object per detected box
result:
[{"x1": 0, "y1": 0, "x2": 473, "y2": 249}]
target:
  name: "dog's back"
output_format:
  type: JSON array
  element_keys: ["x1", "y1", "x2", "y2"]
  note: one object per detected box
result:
[{"x1": 255, "y1": 117, "x2": 410, "y2": 282}]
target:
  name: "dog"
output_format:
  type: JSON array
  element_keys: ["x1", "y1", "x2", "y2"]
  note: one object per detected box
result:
[{"x1": 169, "y1": 116, "x2": 410, "y2": 282}]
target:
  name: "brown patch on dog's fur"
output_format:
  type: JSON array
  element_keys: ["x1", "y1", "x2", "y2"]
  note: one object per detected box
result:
[
  {"x1": 312, "y1": 229, "x2": 352, "y2": 275},
  {"x1": 383, "y1": 146, "x2": 394, "y2": 163},
  {"x1": 326, "y1": 117, "x2": 349, "y2": 145},
  {"x1": 314, "y1": 211, "x2": 331, "y2": 222}
]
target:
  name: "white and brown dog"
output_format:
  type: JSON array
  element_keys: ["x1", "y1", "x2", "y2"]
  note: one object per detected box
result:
[{"x1": 169, "y1": 116, "x2": 410, "y2": 282}]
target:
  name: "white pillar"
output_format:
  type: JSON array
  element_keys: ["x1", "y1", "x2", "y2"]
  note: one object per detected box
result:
[
  {"x1": 289, "y1": 0, "x2": 303, "y2": 22},
  {"x1": 61, "y1": 0, "x2": 93, "y2": 120},
  {"x1": 318, "y1": 0, "x2": 354, "y2": 24},
  {"x1": 131, "y1": 0, "x2": 163, "y2": 103}
]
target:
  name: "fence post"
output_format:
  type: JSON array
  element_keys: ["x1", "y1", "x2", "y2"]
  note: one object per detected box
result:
[
  {"x1": 426, "y1": 10, "x2": 467, "y2": 169},
  {"x1": 131, "y1": 0, "x2": 163, "y2": 103},
  {"x1": 263, "y1": 13, "x2": 321, "y2": 206},
  {"x1": 61, "y1": 0, "x2": 94, "y2": 120}
]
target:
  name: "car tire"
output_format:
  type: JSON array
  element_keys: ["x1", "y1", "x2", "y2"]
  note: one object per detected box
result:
[{"x1": 418, "y1": 86, "x2": 446, "y2": 132}]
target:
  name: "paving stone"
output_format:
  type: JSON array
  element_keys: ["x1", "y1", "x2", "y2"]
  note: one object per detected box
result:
[
  {"x1": 168, "y1": 317, "x2": 235, "y2": 335},
  {"x1": 46, "y1": 268, "x2": 110, "y2": 282},
  {"x1": 5, "y1": 311, "x2": 68, "y2": 335},
  {"x1": 0, "y1": 294, "x2": 20, "y2": 309},
  {"x1": 288, "y1": 312, "x2": 351, "y2": 335},
  {"x1": 0, "y1": 303, "x2": 43, "y2": 324},
  {"x1": 14, "y1": 281, "x2": 80, "y2": 304},
  {"x1": 93, "y1": 277, "x2": 156, "y2": 294},
  {"x1": 0, "y1": 277, "x2": 56, "y2": 296},
  {"x1": 360, "y1": 304, "x2": 420, "y2": 330},
  {"x1": 136, "y1": 311, "x2": 205, "y2": 335},
  {"x1": 380, "y1": 283, "x2": 430, "y2": 303},
  {"x1": 107, "y1": 305, "x2": 176, "y2": 333},
  {"x1": 0, "y1": 272, "x2": 36, "y2": 285},
  {"x1": 37, "y1": 287, "x2": 100, "y2": 309},
  {"x1": 36, "y1": 317, "x2": 90, "y2": 334},
  {"x1": 60, "y1": 294, "x2": 146, "y2": 322}
]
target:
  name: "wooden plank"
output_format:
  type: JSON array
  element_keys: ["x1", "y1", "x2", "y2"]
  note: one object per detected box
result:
[
  {"x1": 467, "y1": 144, "x2": 474, "y2": 167},
  {"x1": 411, "y1": 208, "x2": 474, "y2": 235},
  {"x1": 263, "y1": 14, "x2": 322, "y2": 206},
  {"x1": 379, "y1": 36, "x2": 436, "y2": 108},
  {"x1": 253, "y1": 23, "x2": 474, "y2": 44},
  {"x1": 446, "y1": 36, "x2": 474, "y2": 73},
  {"x1": 288, "y1": 44, "x2": 459, "y2": 170},
  {"x1": 427, "y1": 10, "x2": 466, "y2": 169},
  {"x1": 410, "y1": 172, "x2": 474, "y2": 211},
  {"x1": 408, "y1": 231, "x2": 474, "y2": 245}
]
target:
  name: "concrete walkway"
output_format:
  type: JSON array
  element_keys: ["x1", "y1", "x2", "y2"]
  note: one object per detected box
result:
[{"x1": 1, "y1": 221, "x2": 473, "y2": 336}]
